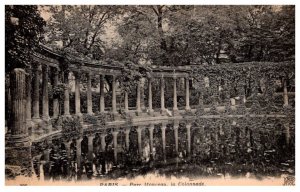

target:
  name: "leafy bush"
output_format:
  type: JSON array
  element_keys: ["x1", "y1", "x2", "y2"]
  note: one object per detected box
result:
[{"x1": 61, "y1": 116, "x2": 82, "y2": 140}]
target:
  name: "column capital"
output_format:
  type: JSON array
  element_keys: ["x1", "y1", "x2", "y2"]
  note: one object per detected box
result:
[
  {"x1": 137, "y1": 126, "x2": 144, "y2": 133},
  {"x1": 112, "y1": 131, "x2": 119, "y2": 136},
  {"x1": 88, "y1": 134, "x2": 95, "y2": 140},
  {"x1": 148, "y1": 124, "x2": 154, "y2": 131},
  {"x1": 161, "y1": 123, "x2": 167, "y2": 130},
  {"x1": 173, "y1": 123, "x2": 179, "y2": 130},
  {"x1": 76, "y1": 137, "x2": 83, "y2": 144},
  {"x1": 32, "y1": 63, "x2": 42, "y2": 71},
  {"x1": 63, "y1": 140, "x2": 72, "y2": 146},
  {"x1": 186, "y1": 123, "x2": 192, "y2": 129},
  {"x1": 125, "y1": 127, "x2": 131, "y2": 134}
]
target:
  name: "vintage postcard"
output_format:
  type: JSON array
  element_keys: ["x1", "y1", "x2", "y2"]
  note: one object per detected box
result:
[{"x1": 4, "y1": 4, "x2": 295, "y2": 187}]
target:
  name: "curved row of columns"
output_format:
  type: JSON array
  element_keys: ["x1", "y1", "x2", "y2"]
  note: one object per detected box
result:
[
  {"x1": 26, "y1": 64, "x2": 194, "y2": 126},
  {"x1": 7, "y1": 64, "x2": 292, "y2": 146}
]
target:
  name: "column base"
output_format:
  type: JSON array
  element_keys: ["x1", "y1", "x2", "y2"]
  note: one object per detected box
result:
[
  {"x1": 32, "y1": 117, "x2": 42, "y2": 124},
  {"x1": 63, "y1": 114, "x2": 72, "y2": 118},
  {"x1": 6, "y1": 134, "x2": 31, "y2": 148},
  {"x1": 135, "y1": 110, "x2": 142, "y2": 116},
  {"x1": 5, "y1": 143, "x2": 32, "y2": 170},
  {"x1": 173, "y1": 108, "x2": 179, "y2": 116},
  {"x1": 112, "y1": 112, "x2": 120, "y2": 121},
  {"x1": 148, "y1": 109, "x2": 154, "y2": 116},
  {"x1": 185, "y1": 107, "x2": 191, "y2": 112},
  {"x1": 42, "y1": 115, "x2": 51, "y2": 121},
  {"x1": 160, "y1": 108, "x2": 167, "y2": 116},
  {"x1": 26, "y1": 119, "x2": 35, "y2": 128}
]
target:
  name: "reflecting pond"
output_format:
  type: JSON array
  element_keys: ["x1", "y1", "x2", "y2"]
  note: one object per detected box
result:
[{"x1": 29, "y1": 119, "x2": 295, "y2": 182}]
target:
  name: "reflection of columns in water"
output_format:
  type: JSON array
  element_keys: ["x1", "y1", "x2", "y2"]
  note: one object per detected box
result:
[
  {"x1": 63, "y1": 140, "x2": 72, "y2": 160},
  {"x1": 174, "y1": 123, "x2": 179, "y2": 156},
  {"x1": 148, "y1": 124, "x2": 154, "y2": 158},
  {"x1": 283, "y1": 78, "x2": 289, "y2": 107},
  {"x1": 43, "y1": 148, "x2": 50, "y2": 162},
  {"x1": 76, "y1": 137, "x2": 83, "y2": 172},
  {"x1": 88, "y1": 135, "x2": 95, "y2": 162},
  {"x1": 186, "y1": 123, "x2": 191, "y2": 155},
  {"x1": 161, "y1": 123, "x2": 166, "y2": 161},
  {"x1": 125, "y1": 128, "x2": 130, "y2": 151},
  {"x1": 137, "y1": 126, "x2": 142, "y2": 157},
  {"x1": 112, "y1": 131, "x2": 118, "y2": 163},
  {"x1": 100, "y1": 134, "x2": 106, "y2": 152},
  {"x1": 284, "y1": 123, "x2": 290, "y2": 145}
]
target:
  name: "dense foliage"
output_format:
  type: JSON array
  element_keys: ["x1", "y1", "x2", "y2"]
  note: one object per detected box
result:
[{"x1": 5, "y1": 5, "x2": 45, "y2": 72}]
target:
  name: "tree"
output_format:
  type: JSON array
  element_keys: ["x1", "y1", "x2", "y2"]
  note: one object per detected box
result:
[
  {"x1": 5, "y1": 5, "x2": 45, "y2": 72},
  {"x1": 43, "y1": 5, "x2": 122, "y2": 60}
]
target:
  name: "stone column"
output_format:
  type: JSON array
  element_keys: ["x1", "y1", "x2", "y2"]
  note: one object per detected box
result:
[
  {"x1": 173, "y1": 77, "x2": 179, "y2": 115},
  {"x1": 42, "y1": 65, "x2": 50, "y2": 121},
  {"x1": 52, "y1": 68, "x2": 59, "y2": 118},
  {"x1": 283, "y1": 78, "x2": 289, "y2": 107},
  {"x1": 112, "y1": 131, "x2": 118, "y2": 164},
  {"x1": 136, "y1": 79, "x2": 142, "y2": 115},
  {"x1": 174, "y1": 123, "x2": 179, "y2": 156},
  {"x1": 76, "y1": 137, "x2": 83, "y2": 172},
  {"x1": 112, "y1": 75, "x2": 117, "y2": 114},
  {"x1": 148, "y1": 79, "x2": 154, "y2": 115},
  {"x1": 137, "y1": 126, "x2": 142, "y2": 157},
  {"x1": 74, "y1": 72, "x2": 82, "y2": 116},
  {"x1": 161, "y1": 123, "x2": 166, "y2": 161},
  {"x1": 87, "y1": 72, "x2": 93, "y2": 114},
  {"x1": 88, "y1": 135, "x2": 95, "y2": 162},
  {"x1": 186, "y1": 123, "x2": 191, "y2": 155},
  {"x1": 149, "y1": 124, "x2": 154, "y2": 158},
  {"x1": 26, "y1": 68, "x2": 33, "y2": 128},
  {"x1": 99, "y1": 74, "x2": 105, "y2": 113},
  {"x1": 160, "y1": 76, "x2": 166, "y2": 115},
  {"x1": 100, "y1": 134, "x2": 106, "y2": 152},
  {"x1": 185, "y1": 78, "x2": 191, "y2": 111},
  {"x1": 124, "y1": 91, "x2": 129, "y2": 113},
  {"x1": 7, "y1": 68, "x2": 30, "y2": 147},
  {"x1": 32, "y1": 64, "x2": 41, "y2": 122},
  {"x1": 64, "y1": 71, "x2": 70, "y2": 116},
  {"x1": 125, "y1": 128, "x2": 130, "y2": 151}
]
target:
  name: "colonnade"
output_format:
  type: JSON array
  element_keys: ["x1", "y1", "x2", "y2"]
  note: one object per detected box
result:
[{"x1": 25, "y1": 64, "x2": 194, "y2": 129}]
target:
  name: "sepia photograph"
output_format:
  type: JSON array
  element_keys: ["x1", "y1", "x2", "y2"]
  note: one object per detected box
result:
[{"x1": 4, "y1": 3, "x2": 295, "y2": 187}]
